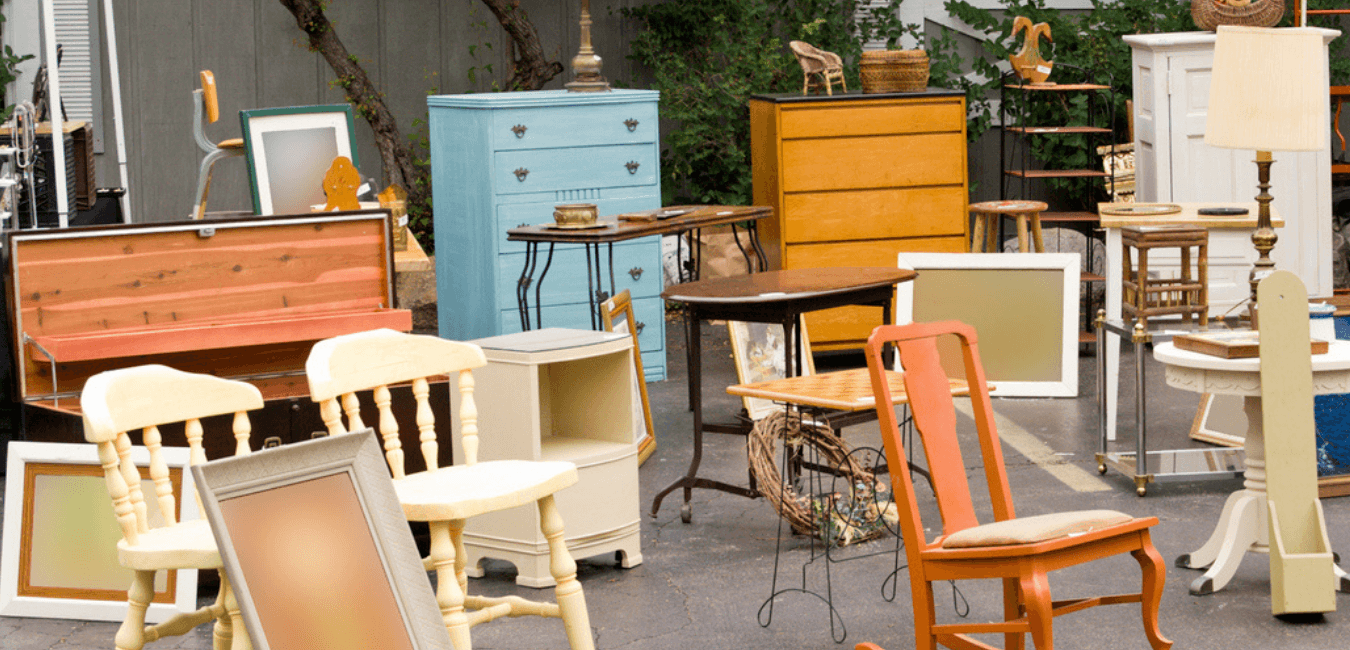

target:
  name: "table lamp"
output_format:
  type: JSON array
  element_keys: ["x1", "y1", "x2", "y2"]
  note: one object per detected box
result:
[{"x1": 1205, "y1": 26, "x2": 1328, "y2": 317}]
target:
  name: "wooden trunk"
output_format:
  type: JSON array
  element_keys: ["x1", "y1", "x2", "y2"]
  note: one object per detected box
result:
[{"x1": 5, "y1": 211, "x2": 443, "y2": 463}]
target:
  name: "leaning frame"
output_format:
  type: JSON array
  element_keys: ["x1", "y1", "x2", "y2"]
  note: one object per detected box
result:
[
  {"x1": 896, "y1": 252, "x2": 1080, "y2": 397},
  {"x1": 193, "y1": 431, "x2": 451, "y2": 650}
]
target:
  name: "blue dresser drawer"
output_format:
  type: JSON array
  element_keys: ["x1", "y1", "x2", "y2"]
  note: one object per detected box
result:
[
  {"x1": 496, "y1": 196, "x2": 660, "y2": 255},
  {"x1": 497, "y1": 242, "x2": 661, "y2": 308},
  {"x1": 491, "y1": 103, "x2": 658, "y2": 151},
  {"x1": 495, "y1": 145, "x2": 657, "y2": 195}
]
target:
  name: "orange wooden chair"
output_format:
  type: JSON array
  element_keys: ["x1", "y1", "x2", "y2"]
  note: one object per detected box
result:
[{"x1": 861, "y1": 321, "x2": 1170, "y2": 650}]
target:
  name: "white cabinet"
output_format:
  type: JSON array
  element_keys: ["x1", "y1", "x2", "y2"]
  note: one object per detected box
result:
[
  {"x1": 455, "y1": 328, "x2": 641, "y2": 588},
  {"x1": 1125, "y1": 30, "x2": 1338, "y2": 302}
]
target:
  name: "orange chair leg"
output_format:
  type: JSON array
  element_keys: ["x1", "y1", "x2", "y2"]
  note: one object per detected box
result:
[
  {"x1": 1019, "y1": 569, "x2": 1054, "y2": 650},
  {"x1": 1003, "y1": 577, "x2": 1026, "y2": 650},
  {"x1": 1132, "y1": 534, "x2": 1173, "y2": 650},
  {"x1": 914, "y1": 580, "x2": 939, "y2": 650}
]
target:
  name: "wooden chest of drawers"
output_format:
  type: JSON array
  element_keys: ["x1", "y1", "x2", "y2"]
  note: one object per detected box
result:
[
  {"x1": 750, "y1": 90, "x2": 969, "y2": 350},
  {"x1": 427, "y1": 89, "x2": 666, "y2": 379}
]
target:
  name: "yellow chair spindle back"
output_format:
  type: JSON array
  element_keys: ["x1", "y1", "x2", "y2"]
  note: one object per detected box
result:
[
  {"x1": 142, "y1": 425, "x2": 178, "y2": 526},
  {"x1": 414, "y1": 377, "x2": 439, "y2": 470},
  {"x1": 372, "y1": 384, "x2": 405, "y2": 478},
  {"x1": 320, "y1": 397, "x2": 347, "y2": 438},
  {"x1": 232, "y1": 411, "x2": 252, "y2": 456},
  {"x1": 342, "y1": 392, "x2": 366, "y2": 433},
  {"x1": 184, "y1": 418, "x2": 208, "y2": 468},
  {"x1": 114, "y1": 432, "x2": 150, "y2": 534},
  {"x1": 98, "y1": 438, "x2": 141, "y2": 546},
  {"x1": 456, "y1": 371, "x2": 478, "y2": 467}
]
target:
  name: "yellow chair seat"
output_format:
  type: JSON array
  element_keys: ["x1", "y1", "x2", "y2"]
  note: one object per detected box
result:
[
  {"x1": 395, "y1": 460, "x2": 578, "y2": 522},
  {"x1": 117, "y1": 518, "x2": 222, "y2": 571}
]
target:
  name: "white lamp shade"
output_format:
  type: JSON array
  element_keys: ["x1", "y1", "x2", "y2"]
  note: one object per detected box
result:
[{"x1": 1205, "y1": 26, "x2": 1328, "y2": 152}]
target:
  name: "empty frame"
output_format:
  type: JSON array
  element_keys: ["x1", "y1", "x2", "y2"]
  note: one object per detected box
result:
[{"x1": 896, "y1": 252, "x2": 1079, "y2": 397}]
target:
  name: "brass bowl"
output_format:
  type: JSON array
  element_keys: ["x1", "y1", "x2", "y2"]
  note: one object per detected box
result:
[{"x1": 553, "y1": 203, "x2": 598, "y2": 227}]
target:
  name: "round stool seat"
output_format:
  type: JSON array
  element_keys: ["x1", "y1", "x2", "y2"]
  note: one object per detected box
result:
[
  {"x1": 969, "y1": 200, "x2": 1049, "y2": 214},
  {"x1": 969, "y1": 201, "x2": 1049, "y2": 253}
]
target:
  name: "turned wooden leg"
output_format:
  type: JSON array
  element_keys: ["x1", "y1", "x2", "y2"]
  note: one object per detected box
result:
[
  {"x1": 115, "y1": 570, "x2": 155, "y2": 650},
  {"x1": 1017, "y1": 215, "x2": 1030, "y2": 253},
  {"x1": 971, "y1": 214, "x2": 986, "y2": 253},
  {"x1": 450, "y1": 519, "x2": 470, "y2": 596},
  {"x1": 1030, "y1": 214, "x2": 1045, "y2": 253},
  {"x1": 221, "y1": 574, "x2": 252, "y2": 650},
  {"x1": 1019, "y1": 569, "x2": 1053, "y2": 650},
  {"x1": 539, "y1": 495, "x2": 594, "y2": 650},
  {"x1": 211, "y1": 573, "x2": 231, "y2": 650},
  {"x1": 431, "y1": 520, "x2": 473, "y2": 649},
  {"x1": 1133, "y1": 533, "x2": 1173, "y2": 649}
]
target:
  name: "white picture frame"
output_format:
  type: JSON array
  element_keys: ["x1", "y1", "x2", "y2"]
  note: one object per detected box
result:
[
  {"x1": 193, "y1": 430, "x2": 450, "y2": 650},
  {"x1": 0, "y1": 441, "x2": 199, "y2": 622},
  {"x1": 896, "y1": 252, "x2": 1080, "y2": 397},
  {"x1": 240, "y1": 104, "x2": 359, "y2": 215},
  {"x1": 728, "y1": 318, "x2": 816, "y2": 421}
]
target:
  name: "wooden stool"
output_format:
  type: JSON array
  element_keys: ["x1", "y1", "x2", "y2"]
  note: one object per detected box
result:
[
  {"x1": 1121, "y1": 225, "x2": 1208, "y2": 329},
  {"x1": 969, "y1": 200, "x2": 1048, "y2": 253}
]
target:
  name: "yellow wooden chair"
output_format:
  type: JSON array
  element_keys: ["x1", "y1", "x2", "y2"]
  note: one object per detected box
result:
[
  {"x1": 81, "y1": 364, "x2": 263, "y2": 650},
  {"x1": 191, "y1": 70, "x2": 245, "y2": 219},
  {"x1": 304, "y1": 328, "x2": 595, "y2": 650}
]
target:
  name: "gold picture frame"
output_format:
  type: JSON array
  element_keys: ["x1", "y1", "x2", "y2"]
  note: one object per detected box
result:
[{"x1": 602, "y1": 289, "x2": 656, "y2": 464}]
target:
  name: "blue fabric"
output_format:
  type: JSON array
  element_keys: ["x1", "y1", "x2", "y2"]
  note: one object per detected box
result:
[{"x1": 1313, "y1": 315, "x2": 1350, "y2": 476}]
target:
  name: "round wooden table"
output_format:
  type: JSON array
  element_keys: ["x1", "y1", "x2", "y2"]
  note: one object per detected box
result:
[
  {"x1": 1154, "y1": 340, "x2": 1350, "y2": 597},
  {"x1": 651, "y1": 266, "x2": 917, "y2": 523}
]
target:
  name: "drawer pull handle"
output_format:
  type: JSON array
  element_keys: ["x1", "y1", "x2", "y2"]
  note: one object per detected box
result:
[
  {"x1": 625, "y1": 161, "x2": 641, "y2": 174},
  {"x1": 262, "y1": 436, "x2": 282, "y2": 449},
  {"x1": 511, "y1": 124, "x2": 528, "y2": 138},
  {"x1": 624, "y1": 118, "x2": 639, "y2": 132},
  {"x1": 517, "y1": 222, "x2": 528, "y2": 228},
  {"x1": 635, "y1": 321, "x2": 646, "y2": 335},
  {"x1": 628, "y1": 267, "x2": 644, "y2": 281},
  {"x1": 514, "y1": 167, "x2": 530, "y2": 182},
  {"x1": 595, "y1": 289, "x2": 610, "y2": 303}
]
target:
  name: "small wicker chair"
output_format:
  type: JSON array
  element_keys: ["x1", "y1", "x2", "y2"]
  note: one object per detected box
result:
[{"x1": 790, "y1": 41, "x2": 846, "y2": 96}]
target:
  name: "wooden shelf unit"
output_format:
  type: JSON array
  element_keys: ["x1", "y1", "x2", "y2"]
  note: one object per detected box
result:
[{"x1": 1000, "y1": 68, "x2": 1116, "y2": 341}]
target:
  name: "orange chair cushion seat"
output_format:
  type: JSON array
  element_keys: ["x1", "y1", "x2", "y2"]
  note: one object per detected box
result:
[
  {"x1": 941, "y1": 509, "x2": 1133, "y2": 548},
  {"x1": 217, "y1": 138, "x2": 245, "y2": 149}
]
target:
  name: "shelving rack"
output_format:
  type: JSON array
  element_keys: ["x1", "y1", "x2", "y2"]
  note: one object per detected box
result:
[{"x1": 1000, "y1": 65, "x2": 1116, "y2": 343}]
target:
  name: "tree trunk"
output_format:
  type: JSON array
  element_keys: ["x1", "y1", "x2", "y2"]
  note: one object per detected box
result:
[
  {"x1": 479, "y1": 0, "x2": 565, "y2": 90},
  {"x1": 277, "y1": 0, "x2": 429, "y2": 225}
]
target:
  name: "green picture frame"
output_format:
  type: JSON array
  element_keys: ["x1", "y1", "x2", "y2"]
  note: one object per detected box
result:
[{"x1": 239, "y1": 104, "x2": 359, "y2": 215}]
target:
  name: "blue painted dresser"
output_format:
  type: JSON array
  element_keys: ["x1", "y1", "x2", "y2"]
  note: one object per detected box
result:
[{"x1": 427, "y1": 89, "x2": 666, "y2": 380}]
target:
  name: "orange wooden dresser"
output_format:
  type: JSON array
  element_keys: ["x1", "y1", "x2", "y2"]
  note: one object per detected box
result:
[{"x1": 749, "y1": 89, "x2": 969, "y2": 351}]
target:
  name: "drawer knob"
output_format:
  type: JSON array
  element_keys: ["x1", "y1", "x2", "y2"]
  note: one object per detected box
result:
[
  {"x1": 635, "y1": 321, "x2": 646, "y2": 335},
  {"x1": 625, "y1": 161, "x2": 641, "y2": 174},
  {"x1": 628, "y1": 266, "x2": 644, "y2": 281},
  {"x1": 511, "y1": 124, "x2": 527, "y2": 138},
  {"x1": 514, "y1": 167, "x2": 530, "y2": 182},
  {"x1": 624, "y1": 118, "x2": 639, "y2": 132},
  {"x1": 518, "y1": 222, "x2": 528, "y2": 228}
]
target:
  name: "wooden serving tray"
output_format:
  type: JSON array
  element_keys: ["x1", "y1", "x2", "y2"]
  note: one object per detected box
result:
[{"x1": 1173, "y1": 330, "x2": 1329, "y2": 359}]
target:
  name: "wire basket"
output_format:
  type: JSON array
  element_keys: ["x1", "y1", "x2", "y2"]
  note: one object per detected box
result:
[
  {"x1": 860, "y1": 49, "x2": 929, "y2": 94},
  {"x1": 1190, "y1": 0, "x2": 1283, "y2": 31}
]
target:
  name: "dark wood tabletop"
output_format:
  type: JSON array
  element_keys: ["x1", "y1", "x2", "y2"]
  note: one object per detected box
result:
[
  {"x1": 661, "y1": 267, "x2": 916, "y2": 304},
  {"x1": 506, "y1": 204, "x2": 772, "y2": 244}
]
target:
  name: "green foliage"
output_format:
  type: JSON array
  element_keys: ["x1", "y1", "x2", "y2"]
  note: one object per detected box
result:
[
  {"x1": 622, "y1": 0, "x2": 920, "y2": 205},
  {"x1": 0, "y1": 2, "x2": 35, "y2": 120}
]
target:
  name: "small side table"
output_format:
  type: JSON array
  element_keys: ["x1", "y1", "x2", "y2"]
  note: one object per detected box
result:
[
  {"x1": 969, "y1": 200, "x2": 1047, "y2": 253},
  {"x1": 652, "y1": 267, "x2": 917, "y2": 523},
  {"x1": 459, "y1": 328, "x2": 642, "y2": 587},
  {"x1": 1154, "y1": 340, "x2": 1350, "y2": 597}
]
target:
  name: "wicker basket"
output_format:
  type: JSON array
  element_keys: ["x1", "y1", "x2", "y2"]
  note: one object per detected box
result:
[
  {"x1": 1190, "y1": 0, "x2": 1283, "y2": 31},
  {"x1": 860, "y1": 49, "x2": 929, "y2": 94}
]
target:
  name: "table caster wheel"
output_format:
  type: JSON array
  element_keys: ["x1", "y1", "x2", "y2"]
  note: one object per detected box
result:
[
  {"x1": 1136, "y1": 485, "x2": 1147, "y2": 497},
  {"x1": 680, "y1": 504, "x2": 692, "y2": 523},
  {"x1": 1097, "y1": 463, "x2": 1107, "y2": 475}
]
